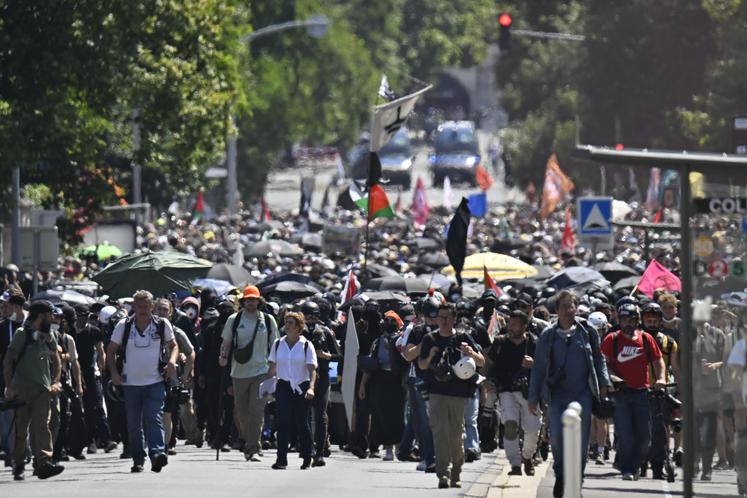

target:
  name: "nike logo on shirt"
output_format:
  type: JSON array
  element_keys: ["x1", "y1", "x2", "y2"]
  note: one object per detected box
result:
[{"x1": 617, "y1": 345, "x2": 643, "y2": 363}]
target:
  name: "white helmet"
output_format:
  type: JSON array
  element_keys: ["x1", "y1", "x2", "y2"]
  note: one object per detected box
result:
[
  {"x1": 98, "y1": 305, "x2": 118, "y2": 325},
  {"x1": 452, "y1": 356, "x2": 476, "y2": 380},
  {"x1": 588, "y1": 311, "x2": 608, "y2": 331}
]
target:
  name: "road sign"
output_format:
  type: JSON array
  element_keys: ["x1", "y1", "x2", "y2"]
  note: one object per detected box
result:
[
  {"x1": 577, "y1": 197, "x2": 613, "y2": 250},
  {"x1": 19, "y1": 226, "x2": 59, "y2": 272},
  {"x1": 707, "y1": 259, "x2": 728, "y2": 279}
]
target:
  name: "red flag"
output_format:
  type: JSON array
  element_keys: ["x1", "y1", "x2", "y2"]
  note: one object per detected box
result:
[
  {"x1": 411, "y1": 177, "x2": 429, "y2": 225},
  {"x1": 337, "y1": 269, "x2": 359, "y2": 321},
  {"x1": 195, "y1": 189, "x2": 205, "y2": 214},
  {"x1": 561, "y1": 207, "x2": 575, "y2": 253},
  {"x1": 637, "y1": 260, "x2": 681, "y2": 298},
  {"x1": 652, "y1": 208, "x2": 663, "y2": 224},
  {"x1": 261, "y1": 197, "x2": 272, "y2": 222},
  {"x1": 540, "y1": 153, "x2": 575, "y2": 219},
  {"x1": 483, "y1": 265, "x2": 501, "y2": 295},
  {"x1": 475, "y1": 165, "x2": 494, "y2": 191}
]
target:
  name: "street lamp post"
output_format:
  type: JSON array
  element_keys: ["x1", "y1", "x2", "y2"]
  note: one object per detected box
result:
[{"x1": 225, "y1": 15, "x2": 330, "y2": 214}]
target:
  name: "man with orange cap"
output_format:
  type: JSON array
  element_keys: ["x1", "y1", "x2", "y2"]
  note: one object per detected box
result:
[{"x1": 219, "y1": 286, "x2": 278, "y2": 462}]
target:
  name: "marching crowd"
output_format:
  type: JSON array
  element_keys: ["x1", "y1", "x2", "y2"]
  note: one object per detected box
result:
[{"x1": 0, "y1": 200, "x2": 745, "y2": 497}]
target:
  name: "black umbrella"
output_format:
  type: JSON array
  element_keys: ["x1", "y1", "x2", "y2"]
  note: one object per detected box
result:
[
  {"x1": 612, "y1": 276, "x2": 641, "y2": 292},
  {"x1": 547, "y1": 267, "x2": 609, "y2": 290},
  {"x1": 261, "y1": 281, "x2": 321, "y2": 297},
  {"x1": 365, "y1": 276, "x2": 429, "y2": 295},
  {"x1": 256, "y1": 272, "x2": 311, "y2": 292},
  {"x1": 418, "y1": 253, "x2": 450, "y2": 268},
  {"x1": 338, "y1": 291, "x2": 411, "y2": 311},
  {"x1": 366, "y1": 263, "x2": 399, "y2": 278},
  {"x1": 414, "y1": 237, "x2": 441, "y2": 251},
  {"x1": 207, "y1": 263, "x2": 251, "y2": 285},
  {"x1": 301, "y1": 233, "x2": 323, "y2": 252},
  {"x1": 33, "y1": 289, "x2": 96, "y2": 306},
  {"x1": 531, "y1": 265, "x2": 556, "y2": 281},
  {"x1": 593, "y1": 262, "x2": 640, "y2": 284},
  {"x1": 245, "y1": 240, "x2": 302, "y2": 257}
]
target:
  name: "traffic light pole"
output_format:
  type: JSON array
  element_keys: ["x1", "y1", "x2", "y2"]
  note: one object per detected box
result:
[{"x1": 513, "y1": 29, "x2": 584, "y2": 42}]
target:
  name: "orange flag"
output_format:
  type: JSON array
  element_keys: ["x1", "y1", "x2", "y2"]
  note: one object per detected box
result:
[
  {"x1": 475, "y1": 165, "x2": 494, "y2": 191},
  {"x1": 561, "y1": 206, "x2": 575, "y2": 253},
  {"x1": 483, "y1": 265, "x2": 501, "y2": 295},
  {"x1": 540, "y1": 153, "x2": 574, "y2": 219}
]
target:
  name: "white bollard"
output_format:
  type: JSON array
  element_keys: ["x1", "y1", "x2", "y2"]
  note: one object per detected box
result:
[{"x1": 562, "y1": 401, "x2": 583, "y2": 498}]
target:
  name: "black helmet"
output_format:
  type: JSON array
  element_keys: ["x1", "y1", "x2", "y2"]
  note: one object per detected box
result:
[
  {"x1": 617, "y1": 303, "x2": 640, "y2": 319},
  {"x1": 421, "y1": 296, "x2": 440, "y2": 319},
  {"x1": 641, "y1": 302, "x2": 663, "y2": 317},
  {"x1": 592, "y1": 396, "x2": 616, "y2": 419},
  {"x1": 301, "y1": 301, "x2": 320, "y2": 318},
  {"x1": 615, "y1": 296, "x2": 637, "y2": 310},
  {"x1": 480, "y1": 289, "x2": 498, "y2": 302}
]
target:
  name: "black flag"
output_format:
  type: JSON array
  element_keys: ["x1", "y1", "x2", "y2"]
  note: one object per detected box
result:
[
  {"x1": 367, "y1": 151, "x2": 382, "y2": 187},
  {"x1": 446, "y1": 198, "x2": 471, "y2": 286}
]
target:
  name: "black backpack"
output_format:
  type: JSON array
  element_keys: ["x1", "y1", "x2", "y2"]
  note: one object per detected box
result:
[{"x1": 116, "y1": 317, "x2": 167, "y2": 373}]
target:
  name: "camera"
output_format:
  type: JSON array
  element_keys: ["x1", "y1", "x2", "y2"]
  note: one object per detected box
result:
[
  {"x1": 511, "y1": 376, "x2": 530, "y2": 399},
  {"x1": 169, "y1": 385, "x2": 190, "y2": 405},
  {"x1": 546, "y1": 369, "x2": 566, "y2": 390}
]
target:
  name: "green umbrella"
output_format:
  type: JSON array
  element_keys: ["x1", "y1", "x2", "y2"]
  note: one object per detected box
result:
[
  {"x1": 80, "y1": 243, "x2": 123, "y2": 261},
  {"x1": 92, "y1": 251, "x2": 212, "y2": 298}
]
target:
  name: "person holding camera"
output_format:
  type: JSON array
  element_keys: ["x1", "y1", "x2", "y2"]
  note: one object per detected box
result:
[
  {"x1": 486, "y1": 310, "x2": 539, "y2": 476},
  {"x1": 601, "y1": 303, "x2": 666, "y2": 481},
  {"x1": 219, "y1": 285, "x2": 279, "y2": 462},
  {"x1": 528, "y1": 291, "x2": 610, "y2": 498},
  {"x1": 106, "y1": 290, "x2": 179, "y2": 474},
  {"x1": 418, "y1": 303, "x2": 484, "y2": 489},
  {"x1": 3, "y1": 300, "x2": 65, "y2": 481}
]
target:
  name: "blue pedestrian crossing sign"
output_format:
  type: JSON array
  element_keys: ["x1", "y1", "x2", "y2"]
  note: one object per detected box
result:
[{"x1": 578, "y1": 197, "x2": 613, "y2": 236}]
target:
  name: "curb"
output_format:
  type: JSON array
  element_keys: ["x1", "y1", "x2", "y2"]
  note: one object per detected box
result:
[{"x1": 466, "y1": 453, "x2": 551, "y2": 498}]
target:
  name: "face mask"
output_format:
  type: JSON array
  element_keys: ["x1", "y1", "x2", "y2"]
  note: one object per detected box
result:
[
  {"x1": 9, "y1": 312, "x2": 18, "y2": 322},
  {"x1": 184, "y1": 308, "x2": 198, "y2": 320},
  {"x1": 50, "y1": 324, "x2": 60, "y2": 334}
]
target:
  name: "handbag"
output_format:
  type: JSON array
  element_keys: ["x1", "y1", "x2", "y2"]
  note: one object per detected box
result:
[{"x1": 233, "y1": 315, "x2": 262, "y2": 364}]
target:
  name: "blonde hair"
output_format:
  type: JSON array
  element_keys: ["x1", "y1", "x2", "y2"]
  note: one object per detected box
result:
[
  {"x1": 657, "y1": 293, "x2": 677, "y2": 306},
  {"x1": 133, "y1": 290, "x2": 155, "y2": 304}
]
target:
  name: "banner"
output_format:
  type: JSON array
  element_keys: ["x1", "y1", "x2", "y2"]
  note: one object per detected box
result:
[
  {"x1": 369, "y1": 85, "x2": 432, "y2": 152},
  {"x1": 540, "y1": 153, "x2": 574, "y2": 219},
  {"x1": 341, "y1": 310, "x2": 360, "y2": 431}
]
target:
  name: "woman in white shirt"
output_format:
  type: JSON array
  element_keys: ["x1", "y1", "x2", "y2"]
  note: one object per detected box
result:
[{"x1": 268, "y1": 311, "x2": 318, "y2": 470}]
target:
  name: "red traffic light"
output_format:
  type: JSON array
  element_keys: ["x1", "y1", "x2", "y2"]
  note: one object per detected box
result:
[
  {"x1": 615, "y1": 143, "x2": 624, "y2": 150},
  {"x1": 499, "y1": 13, "x2": 512, "y2": 27}
]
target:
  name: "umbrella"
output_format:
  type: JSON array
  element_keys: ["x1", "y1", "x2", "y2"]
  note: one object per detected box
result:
[
  {"x1": 531, "y1": 265, "x2": 556, "y2": 281},
  {"x1": 33, "y1": 289, "x2": 96, "y2": 306},
  {"x1": 261, "y1": 280, "x2": 321, "y2": 297},
  {"x1": 301, "y1": 233, "x2": 323, "y2": 252},
  {"x1": 612, "y1": 275, "x2": 641, "y2": 293},
  {"x1": 547, "y1": 267, "x2": 609, "y2": 290},
  {"x1": 593, "y1": 262, "x2": 640, "y2": 284},
  {"x1": 80, "y1": 243, "x2": 123, "y2": 261},
  {"x1": 207, "y1": 263, "x2": 251, "y2": 285},
  {"x1": 366, "y1": 276, "x2": 429, "y2": 295},
  {"x1": 414, "y1": 237, "x2": 441, "y2": 250},
  {"x1": 338, "y1": 291, "x2": 410, "y2": 311},
  {"x1": 418, "y1": 253, "x2": 451, "y2": 268},
  {"x1": 92, "y1": 251, "x2": 212, "y2": 298},
  {"x1": 366, "y1": 263, "x2": 399, "y2": 278},
  {"x1": 442, "y1": 252, "x2": 538, "y2": 281},
  {"x1": 192, "y1": 278, "x2": 236, "y2": 296},
  {"x1": 256, "y1": 272, "x2": 311, "y2": 292},
  {"x1": 245, "y1": 240, "x2": 303, "y2": 257}
]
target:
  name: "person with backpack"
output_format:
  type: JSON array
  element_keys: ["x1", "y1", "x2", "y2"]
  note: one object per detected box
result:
[
  {"x1": 601, "y1": 303, "x2": 667, "y2": 481},
  {"x1": 0, "y1": 289, "x2": 26, "y2": 467},
  {"x1": 2, "y1": 299, "x2": 65, "y2": 481},
  {"x1": 218, "y1": 285, "x2": 279, "y2": 463},
  {"x1": 267, "y1": 311, "x2": 317, "y2": 470},
  {"x1": 418, "y1": 302, "x2": 485, "y2": 489},
  {"x1": 106, "y1": 290, "x2": 179, "y2": 474}
]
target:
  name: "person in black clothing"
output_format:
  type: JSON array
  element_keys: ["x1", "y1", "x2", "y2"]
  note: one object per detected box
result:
[
  {"x1": 75, "y1": 305, "x2": 117, "y2": 456},
  {"x1": 301, "y1": 300, "x2": 341, "y2": 467},
  {"x1": 0, "y1": 289, "x2": 25, "y2": 465},
  {"x1": 197, "y1": 300, "x2": 235, "y2": 451},
  {"x1": 487, "y1": 310, "x2": 540, "y2": 476}
]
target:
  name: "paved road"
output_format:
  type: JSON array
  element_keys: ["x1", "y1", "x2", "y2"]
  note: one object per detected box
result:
[
  {"x1": 0, "y1": 444, "x2": 501, "y2": 497},
  {"x1": 264, "y1": 131, "x2": 525, "y2": 213}
]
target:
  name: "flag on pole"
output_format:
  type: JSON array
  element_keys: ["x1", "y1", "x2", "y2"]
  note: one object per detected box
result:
[
  {"x1": 443, "y1": 176, "x2": 453, "y2": 210},
  {"x1": 540, "y1": 153, "x2": 575, "y2": 219},
  {"x1": 484, "y1": 265, "x2": 501, "y2": 295},
  {"x1": 411, "y1": 177, "x2": 429, "y2": 225},
  {"x1": 378, "y1": 75, "x2": 395, "y2": 101},
  {"x1": 341, "y1": 309, "x2": 359, "y2": 431},
  {"x1": 637, "y1": 260, "x2": 681, "y2": 298},
  {"x1": 349, "y1": 183, "x2": 394, "y2": 222},
  {"x1": 486, "y1": 310, "x2": 500, "y2": 342},
  {"x1": 337, "y1": 268, "x2": 358, "y2": 321},
  {"x1": 467, "y1": 192, "x2": 487, "y2": 217},
  {"x1": 561, "y1": 206, "x2": 575, "y2": 253},
  {"x1": 446, "y1": 198, "x2": 471, "y2": 286},
  {"x1": 475, "y1": 165, "x2": 494, "y2": 191},
  {"x1": 646, "y1": 167, "x2": 661, "y2": 211},
  {"x1": 369, "y1": 85, "x2": 432, "y2": 152}
]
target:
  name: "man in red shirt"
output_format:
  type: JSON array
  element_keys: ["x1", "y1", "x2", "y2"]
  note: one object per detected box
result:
[{"x1": 601, "y1": 303, "x2": 666, "y2": 481}]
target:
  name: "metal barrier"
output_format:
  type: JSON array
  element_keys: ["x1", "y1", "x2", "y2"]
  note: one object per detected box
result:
[{"x1": 563, "y1": 401, "x2": 583, "y2": 497}]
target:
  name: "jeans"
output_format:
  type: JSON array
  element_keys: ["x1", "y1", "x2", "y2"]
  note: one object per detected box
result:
[
  {"x1": 549, "y1": 389, "x2": 593, "y2": 477},
  {"x1": 398, "y1": 378, "x2": 417, "y2": 458},
  {"x1": 275, "y1": 380, "x2": 312, "y2": 464},
  {"x1": 696, "y1": 410, "x2": 718, "y2": 471},
  {"x1": 463, "y1": 390, "x2": 480, "y2": 452},
  {"x1": 613, "y1": 390, "x2": 651, "y2": 475},
  {"x1": 412, "y1": 379, "x2": 434, "y2": 465},
  {"x1": 0, "y1": 400, "x2": 14, "y2": 458},
  {"x1": 83, "y1": 375, "x2": 113, "y2": 446},
  {"x1": 123, "y1": 382, "x2": 166, "y2": 465}
]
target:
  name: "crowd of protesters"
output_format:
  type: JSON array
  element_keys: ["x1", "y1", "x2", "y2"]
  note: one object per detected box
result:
[{"x1": 0, "y1": 197, "x2": 745, "y2": 497}]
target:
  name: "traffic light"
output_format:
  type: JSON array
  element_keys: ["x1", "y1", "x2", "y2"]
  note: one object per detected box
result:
[{"x1": 498, "y1": 12, "x2": 512, "y2": 51}]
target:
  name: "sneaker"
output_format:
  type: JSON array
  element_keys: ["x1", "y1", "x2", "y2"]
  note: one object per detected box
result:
[
  {"x1": 508, "y1": 466, "x2": 522, "y2": 476},
  {"x1": 673, "y1": 449, "x2": 683, "y2": 467},
  {"x1": 119, "y1": 451, "x2": 130, "y2": 460},
  {"x1": 250, "y1": 453, "x2": 262, "y2": 462},
  {"x1": 87, "y1": 443, "x2": 97, "y2": 454},
  {"x1": 383, "y1": 447, "x2": 394, "y2": 461},
  {"x1": 272, "y1": 462, "x2": 287, "y2": 470},
  {"x1": 438, "y1": 476, "x2": 449, "y2": 489},
  {"x1": 523, "y1": 458, "x2": 535, "y2": 476},
  {"x1": 369, "y1": 450, "x2": 381, "y2": 459},
  {"x1": 553, "y1": 477, "x2": 564, "y2": 498},
  {"x1": 622, "y1": 473, "x2": 634, "y2": 481},
  {"x1": 416, "y1": 461, "x2": 427, "y2": 471},
  {"x1": 130, "y1": 464, "x2": 144, "y2": 473},
  {"x1": 13, "y1": 464, "x2": 25, "y2": 481},
  {"x1": 36, "y1": 462, "x2": 64, "y2": 480},
  {"x1": 312, "y1": 456, "x2": 326, "y2": 467},
  {"x1": 713, "y1": 459, "x2": 730, "y2": 471},
  {"x1": 104, "y1": 441, "x2": 118, "y2": 453},
  {"x1": 167, "y1": 448, "x2": 177, "y2": 456},
  {"x1": 425, "y1": 463, "x2": 436, "y2": 473},
  {"x1": 150, "y1": 453, "x2": 168, "y2": 473},
  {"x1": 220, "y1": 445, "x2": 231, "y2": 453},
  {"x1": 300, "y1": 457, "x2": 311, "y2": 470},
  {"x1": 71, "y1": 453, "x2": 86, "y2": 460},
  {"x1": 450, "y1": 479, "x2": 462, "y2": 488},
  {"x1": 350, "y1": 446, "x2": 367, "y2": 459},
  {"x1": 595, "y1": 454, "x2": 605, "y2": 465},
  {"x1": 634, "y1": 469, "x2": 641, "y2": 481},
  {"x1": 701, "y1": 471, "x2": 712, "y2": 481}
]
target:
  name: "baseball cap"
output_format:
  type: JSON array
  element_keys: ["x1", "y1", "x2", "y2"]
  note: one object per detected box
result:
[
  {"x1": 29, "y1": 300, "x2": 55, "y2": 317},
  {"x1": 242, "y1": 286, "x2": 261, "y2": 300}
]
